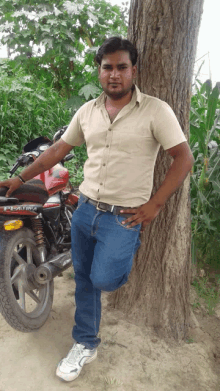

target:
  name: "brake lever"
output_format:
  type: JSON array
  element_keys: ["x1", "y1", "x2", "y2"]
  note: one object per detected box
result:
[{"x1": 9, "y1": 161, "x2": 21, "y2": 177}]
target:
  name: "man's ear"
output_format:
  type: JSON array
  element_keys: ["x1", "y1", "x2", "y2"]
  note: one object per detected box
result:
[{"x1": 132, "y1": 65, "x2": 137, "y2": 79}]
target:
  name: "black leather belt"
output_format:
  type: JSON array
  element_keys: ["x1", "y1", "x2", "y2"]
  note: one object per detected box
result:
[{"x1": 81, "y1": 193, "x2": 132, "y2": 215}]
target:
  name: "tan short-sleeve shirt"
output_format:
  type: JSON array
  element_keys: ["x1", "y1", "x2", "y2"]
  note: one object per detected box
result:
[{"x1": 62, "y1": 86, "x2": 187, "y2": 207}]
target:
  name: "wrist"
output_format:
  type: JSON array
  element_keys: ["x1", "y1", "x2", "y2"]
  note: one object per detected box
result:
[
  {"x1": 149, "y1": 195, "x2": 166, "y2": 209},
  {"x1": 17, "y1": 174, "x2": 26, "y2": 184}
]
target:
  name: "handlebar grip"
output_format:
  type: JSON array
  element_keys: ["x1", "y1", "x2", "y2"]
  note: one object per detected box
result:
[
  {"x1": 23, "y1": 155, "x2": 34, "y2": 165},
  {"x1": 63, "y1": 153, "x2": 75, "y2": 162}
]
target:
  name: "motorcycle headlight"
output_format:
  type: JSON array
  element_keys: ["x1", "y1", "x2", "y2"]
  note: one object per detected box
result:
[{"x1": 4, "y1": 220, "x2": 23, "y2": 231}]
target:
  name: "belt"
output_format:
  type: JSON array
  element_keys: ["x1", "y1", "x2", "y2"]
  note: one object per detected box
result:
[{"x1": 81, "y1": 194, "x2": 132, "y2": 215}]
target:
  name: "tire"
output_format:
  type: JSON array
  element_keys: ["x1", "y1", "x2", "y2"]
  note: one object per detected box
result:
[{"x1": 0, "y1": 228, "x2": 54, "y2": 332}]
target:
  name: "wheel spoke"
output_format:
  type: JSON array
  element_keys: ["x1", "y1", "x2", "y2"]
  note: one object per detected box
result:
[
  {"x1": 18, "y1": 280, "x2": 26, "y2": 311},
  {"x1": 26, "y1": 245, "x2": 33, "y2": 264},
  {"x1": 26, "y1": 290, "x2": 41, "y2": 304},
  {"x1": 13, "y1": 251, "x2": 26, "y2": 266},
  {"x1": 11, "y1": 267, "x2": 22, "y2": 284}
]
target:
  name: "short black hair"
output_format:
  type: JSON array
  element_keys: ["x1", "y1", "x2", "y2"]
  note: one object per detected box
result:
[{"x1": 95, "y1": 36, "x2": 138, "y2": 66}]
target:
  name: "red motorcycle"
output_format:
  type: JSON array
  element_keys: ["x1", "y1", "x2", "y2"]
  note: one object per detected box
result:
[{"x1": 0, "y1": 127, "x2": 78, "y2": 332}]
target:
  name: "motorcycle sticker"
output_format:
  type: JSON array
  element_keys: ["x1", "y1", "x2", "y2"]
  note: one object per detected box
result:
[{"x1": 3, "y1": 206, "x2": 38, "y2": 212}]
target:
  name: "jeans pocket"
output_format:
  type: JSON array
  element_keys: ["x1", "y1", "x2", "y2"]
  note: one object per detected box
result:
[
  {"x1": 115, "y1": 214, "x2": 141, "y2": 232},
  {"x1": 76, "y1": 194, "x2": 86, "y2": 211}
]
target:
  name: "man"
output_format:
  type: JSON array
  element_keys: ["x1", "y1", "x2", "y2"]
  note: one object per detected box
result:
[{"x1": 0, "y1": 37, "x2": 194, "y2": 382}]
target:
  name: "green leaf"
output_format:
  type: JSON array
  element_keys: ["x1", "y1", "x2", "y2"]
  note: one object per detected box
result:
[
  {"x1": 200, "y1": 79, "x2": 212, "y2": 96},
  {"x1": 78, "y1": 83, "x2": 101, "y2": 100},
  {"x1": 190, "y1": 107, "x2": 204, "y2": 123},
  {"x1": 35, "y1": 94, "x2": 47, "y2": 101},
  {"x1": 206, "y1": 86, "x2": 219, "y2": 131},
  {"x1": 212, "y1": 180, "x2": 220, "y2": 193},
  {"x1": 41, "y1": 26, "x2": 51, "y2": 32},
  {"x1": 190, "y1": 123, "x2": 206, "y2": 155},
  {"x1": 65, "y1": 95, "x2": 84, "y2": 111}
]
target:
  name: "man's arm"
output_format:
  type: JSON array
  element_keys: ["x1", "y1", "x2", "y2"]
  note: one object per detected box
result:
[
  {"x1": 149, "y1": 141, "x2": 194, "y2": 207},
  {"x1": 120, "y1": 141, "x2": 194, "y2": 230},
  {"x1": 0, "y1": 139, "x2": 73, "y2": 197}
]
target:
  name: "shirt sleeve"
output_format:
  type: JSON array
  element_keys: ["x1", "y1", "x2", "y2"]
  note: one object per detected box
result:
[
  {"x1": 61, "y1": 107, "x2": 85, "y2": 147},
  {"x1": 152, "y1": 101, "x2": 187, "y2": 150}
]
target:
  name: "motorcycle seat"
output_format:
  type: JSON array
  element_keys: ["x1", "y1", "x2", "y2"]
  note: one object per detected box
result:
[{"x1": 0, "y1": 179, "x2": 49, "y2": 205}]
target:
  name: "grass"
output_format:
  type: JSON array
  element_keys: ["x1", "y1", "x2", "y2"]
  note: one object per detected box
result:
[
  {"x1": 68, "y1": 272, "x2": 75, "y2": 279},
  {"x1": 185, "y1": 338, "x2": 194, "y2": 344},
  {"x1": 104, "y1": 376, "x2": 123, "y2": 386},
  {"x1": 192, "y1": 273, "x2": 220, "y2": 315}
]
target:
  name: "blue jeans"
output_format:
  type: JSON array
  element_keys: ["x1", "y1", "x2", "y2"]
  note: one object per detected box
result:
[{"x1": 71, "y1": 194, "x2": 141, "y2": 349}]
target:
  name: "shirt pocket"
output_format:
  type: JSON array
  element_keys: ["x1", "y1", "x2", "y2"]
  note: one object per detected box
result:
[{"x1": 113, "y1": 132, "x2": 149, "y2": 155}]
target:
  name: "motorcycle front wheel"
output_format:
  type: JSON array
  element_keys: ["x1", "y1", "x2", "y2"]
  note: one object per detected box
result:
[{"x1": 0, "y1": 228, "x2": 54, "y2": 332}]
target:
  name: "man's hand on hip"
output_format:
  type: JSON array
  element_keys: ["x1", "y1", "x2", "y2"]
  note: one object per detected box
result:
[{"x1": 120, "y1": 200, "x2": 162, "y2": 232}]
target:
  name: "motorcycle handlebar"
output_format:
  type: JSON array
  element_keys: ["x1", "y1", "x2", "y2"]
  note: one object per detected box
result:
[{"x1": 9, "y1": 154, "x2": 34, "y2": 177}]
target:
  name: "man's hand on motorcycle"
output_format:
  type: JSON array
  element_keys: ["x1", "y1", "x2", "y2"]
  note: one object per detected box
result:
[
  {"x1": 120, "y1": 200, "x2": 162, "y2": 232},
  {"x1": 0, "y1": 177, "x2": 22, "y2": 198}
]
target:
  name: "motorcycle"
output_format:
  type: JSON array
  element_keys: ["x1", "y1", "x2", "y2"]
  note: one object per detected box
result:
[{"x1": 0, "y1": 127, "x2": 78, "y2": 332}]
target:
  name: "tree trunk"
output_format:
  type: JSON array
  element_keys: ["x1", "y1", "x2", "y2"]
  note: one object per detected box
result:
[{"x1": 108, "y1": 0, "x2": 204, "y2": 340}]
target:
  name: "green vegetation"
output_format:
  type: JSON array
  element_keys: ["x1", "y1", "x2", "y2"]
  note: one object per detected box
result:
[
  {"x1": 190, "y1": 80, "x2": 220, "y2": 264},
  {"x1": 185, "y1": 338, "x2": 194, "y2": 344},
  {"x1": 192, "y1": 275, "x2": 220, "y2": 315},
  {"x1": 0, "y1": 0, "x2": 127, "y2": 98},
  {"x1": 0, "y1": 60, "x2": 72, "y2": 179},
  {"x1": 190, "y1": 79, "x2": 220, "y2": 313}
]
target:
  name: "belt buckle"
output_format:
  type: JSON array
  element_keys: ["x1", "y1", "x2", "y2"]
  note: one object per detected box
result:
[
  {"x1": 96, "y1": 202, "x2": 115, "y2": 213},
  {"x1": 96, "y1": 202, "x2": 107, "y2": 212}
]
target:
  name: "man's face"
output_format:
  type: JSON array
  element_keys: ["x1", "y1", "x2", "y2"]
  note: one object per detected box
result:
[{"x1": 98, "y1": 50, "x2": 137, "y2": 100}]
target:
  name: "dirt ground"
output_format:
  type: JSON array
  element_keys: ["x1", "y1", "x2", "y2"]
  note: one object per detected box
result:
[{"x1": 1, "y1": 269, "x2": 220, "y2": 391}]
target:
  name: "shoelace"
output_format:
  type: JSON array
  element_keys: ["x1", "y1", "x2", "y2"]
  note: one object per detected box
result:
[{"x1": 63, "y1": 343, "x2": 85, "y2": 366}]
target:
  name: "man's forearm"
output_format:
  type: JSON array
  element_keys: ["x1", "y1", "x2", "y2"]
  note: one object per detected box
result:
[{"x1": 150, "y1": 154, "x2": 194, "y2": 208}]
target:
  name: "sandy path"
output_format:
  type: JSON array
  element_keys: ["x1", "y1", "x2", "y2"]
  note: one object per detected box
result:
[{"x1": 0, "y1": 270, "x2": 220, "y2": 391}]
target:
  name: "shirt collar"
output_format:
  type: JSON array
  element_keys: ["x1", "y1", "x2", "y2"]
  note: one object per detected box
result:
[{"x1": 95, "y1": 85, "x2": 142, "y2": 108}]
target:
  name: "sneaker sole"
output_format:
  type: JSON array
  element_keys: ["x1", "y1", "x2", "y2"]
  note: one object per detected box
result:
[{"x1": 56, "y1": 350, "x2": 97, "y2": 382}]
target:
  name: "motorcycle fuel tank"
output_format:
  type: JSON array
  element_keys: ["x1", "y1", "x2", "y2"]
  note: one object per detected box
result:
[{"x1": 35, "y1": 163, "x2": 69, "y2": 196}]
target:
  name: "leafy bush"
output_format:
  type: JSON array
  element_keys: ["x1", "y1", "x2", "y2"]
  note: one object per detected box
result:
[
  {"x1": 0, "y1": 60, "x2": 72, "y2": 180},
  {"x1": 0, "y1": 0, "x2": 127, "y2": 97},
  {"x1": 0, "y1": 61, "x2": 71, "y2": 144}
]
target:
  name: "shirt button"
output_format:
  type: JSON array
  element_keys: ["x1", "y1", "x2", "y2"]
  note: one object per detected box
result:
[
  {"x1": 103, "y1": 163, "x2": 106, "y2": 166},
  {"x1": 97, "y1": 197, "x2": 100, "y2": 200},
  {"x1": 106, "y1": 145, "x2": 109, "y2": 148},
  {"x1": 100, "y1": 183, "x2": 103, "y2": 185},
  {"x1": 108, "y1": 128, "x2": 111, "y2": 131}
]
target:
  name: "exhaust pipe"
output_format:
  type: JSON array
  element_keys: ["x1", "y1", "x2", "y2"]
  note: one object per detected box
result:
[{"x1": 34, "y1": 251, "x2": 72, "y2": 284}]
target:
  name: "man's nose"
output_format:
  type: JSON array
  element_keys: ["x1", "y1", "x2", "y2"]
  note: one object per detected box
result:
[{"x1": 110, "y1": 69, "x2": 119, "y2": 78}]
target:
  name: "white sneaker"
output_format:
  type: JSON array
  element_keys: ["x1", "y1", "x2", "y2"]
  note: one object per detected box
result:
[{"x1": 56, "y1": 343, "x2": 97, "y2": 381}]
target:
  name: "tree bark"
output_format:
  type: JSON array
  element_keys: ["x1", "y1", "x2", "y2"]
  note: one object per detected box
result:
[{"x1": 108, "y1": 0, "x2": 204, "y2": 340}]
